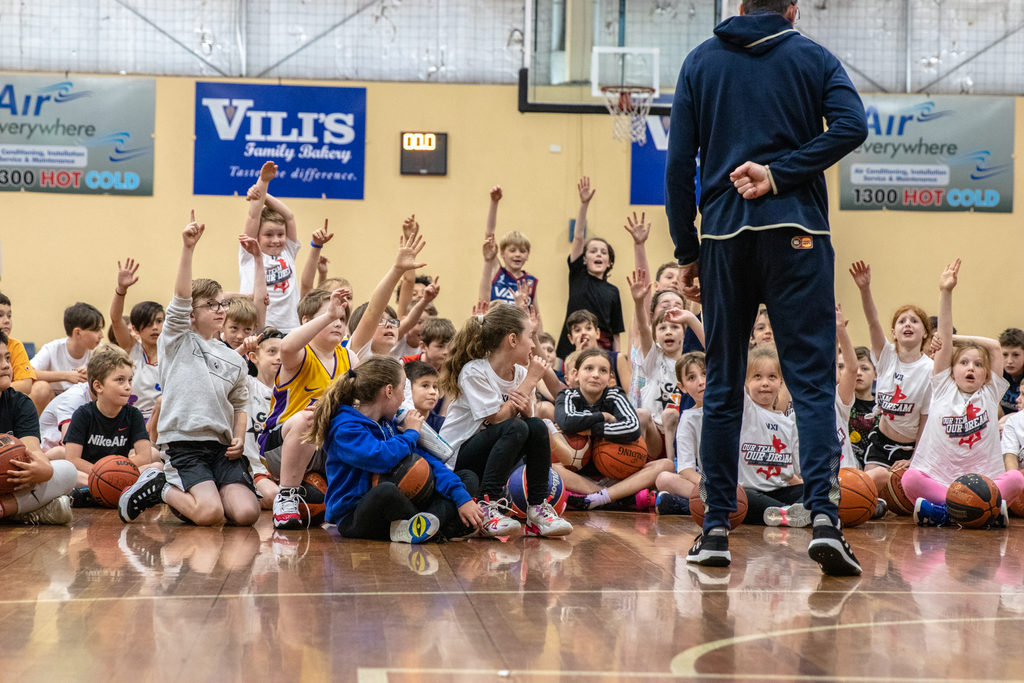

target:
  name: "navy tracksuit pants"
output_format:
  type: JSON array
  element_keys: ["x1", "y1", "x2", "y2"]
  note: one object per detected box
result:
[{"x1": 698, "y1": 227, "x2": 841, "y2": 531}]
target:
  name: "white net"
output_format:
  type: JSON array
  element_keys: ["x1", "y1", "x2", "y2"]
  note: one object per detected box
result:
[{"x1": 600, "y1": 85, "x2": 654, "y2": 145}]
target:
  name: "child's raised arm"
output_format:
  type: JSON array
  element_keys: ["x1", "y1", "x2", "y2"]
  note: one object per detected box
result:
[
  {"x1": 176, "y1": 211, "x2": 204, "y2": 300},
  {"x1": 110, "y1": 257, "x2": 139, "y2": 352},
  {"x1": 624, "y1": 212, "x2": 651, "y2": 350},
  {"x1": 570, "y1": 176, "x2": 596, "y2": 262},
  {"x1": 628, "y1": 268, "x2": 654, "y2": 357},
  {"x1": 349, "y1": 227, "x2": 427, "y2": 353},
  {"x1": 478, "y1": 236, "x2": 499, "y2": 303},
  {"x1": 396, "y1": 216, "x2": 419, "y2": 319},
  {"x1": 836, "y1": 304, "x2": 857, "y2": 405},
  {"x1": 300, "y1": 220, "x2": 333, "y2": 298},
  {"x1": 933, "y1": 258, "x2": 960, "y2": 375},
  {"x1": 397, "y1": 278, "x2": 440, "y2": 341},
  {"x1": 239, "y1": 235, "x2": 267, "y2": 330},
  {"x1": 485, "y1": 185, "x2": 502, "y2": 241},
  {"x1": 244, "y1": 162, "x2": 277, "y2": 239},
  {"x1": 849, "y1": 261, "x2": 886, "y2": 358},
  {"x1": 262, "y1": 193, "x2": 298, "y2": 244},
  {"x1": 666, "y1": 308, "x2": 706, "y2": 347}
]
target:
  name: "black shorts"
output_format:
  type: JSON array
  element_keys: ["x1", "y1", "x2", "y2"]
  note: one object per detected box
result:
[
  {"x1": 863, "y1": 429, "x2": 915, "y2": 469},
  {"x1": 167, "y1": 440, "x2": 257, "y2": 493}
]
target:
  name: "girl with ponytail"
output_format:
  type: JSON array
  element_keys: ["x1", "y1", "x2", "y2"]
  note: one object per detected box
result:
[
  {"x1": 308, "y1": 355, "x2": 484, "y2": 543},
  {"x1": 440, "y1": 303, "x2": 573, "y2": 537}
]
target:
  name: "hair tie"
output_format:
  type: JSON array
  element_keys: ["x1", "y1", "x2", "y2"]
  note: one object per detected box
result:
[{"x1": 346, "y1": 368, "x2": 357, "y2": 379}]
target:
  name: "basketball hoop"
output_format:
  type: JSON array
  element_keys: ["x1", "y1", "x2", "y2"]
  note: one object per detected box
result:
[{"x1": 600, "y1": 85, "x2": 655, "y2": 145}]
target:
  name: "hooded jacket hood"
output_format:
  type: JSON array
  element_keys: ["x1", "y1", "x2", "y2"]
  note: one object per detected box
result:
[{"x1": 714, "y1": 12, "x2": 800, "y2": 56}]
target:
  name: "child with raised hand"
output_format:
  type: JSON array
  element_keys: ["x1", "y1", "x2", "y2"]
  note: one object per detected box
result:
[
  {"x1": 630, "y1": 268, "x2": 705, "y2": 460},
  {"x1": 241, "y1": 161, "x2": 302, "y2": 333},
  {"x1": 62, "y1": 347, "x2": 154, "y2": 490},
  {"x1": 119, "y1": 211, "x2": 259, "y2": 527},
  {"x1": 555, "y1": 177, "x2": 624, "y2": 359},
  {"x1": 263, "y1": 286, "x2": 355, "y2": 529},
  {"x1": 739, "y1": 347, "x2": 806, "y2": 527},
  {"x1": 300, "y1": 220, "x2": 333, "y2": 299},
  {"x1": 309, "y1": 355, "x2": 484, "y2": 543},
  {"x1": 654, "y1": 352, "x2": 706, "y2": 515},
  {"x1": 109, "y1": 258, "x2": 164, "y2": 421},
  {"x1": 440, "y1": 303, "x2": 572, "y2": 537},
  {"x1": 555, "y1": 348, "x2": 671, "y2": 511},
  {"x1": 348, "y1": 226, "x2": 427, "y2": 362},
  {"x1": 906, "y1": 260, "x2": 1024, "y2": 527},
  {"x1": 0, "y1": 331, "x2": 76, "y2": 524},
  {"x1": 479, "y1": 186, "x2": 542, "y2": 324},
  {"x1": 242, "y1": 328, "x2": 283, "y2": 509},
  {"x1": 32, "y1": 302, "x2": 105, "y2": 395},
  {"x1": 834, "y1": 305, "x2": 859, "y2": 471},
  {"x1": 850, "y1": 261, "x2": 933, "y2": 491}
]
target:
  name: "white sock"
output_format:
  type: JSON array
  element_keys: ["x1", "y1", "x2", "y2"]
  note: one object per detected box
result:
[
  {"x1": 585, "y1": 489, "x2": 611, "y2": 509},
  {"x1": 14, "y1": 460, "x2": 77, "y2": 514}
]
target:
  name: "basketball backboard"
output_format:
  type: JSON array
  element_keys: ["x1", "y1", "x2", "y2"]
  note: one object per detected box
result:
[{"x1": 520, "y1": 0, "x2": 720, "y2": 115}]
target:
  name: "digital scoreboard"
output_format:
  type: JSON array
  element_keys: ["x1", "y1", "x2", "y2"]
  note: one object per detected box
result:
[{"x1": 400, "y1": 132, "x2": 447, "y2": 176}]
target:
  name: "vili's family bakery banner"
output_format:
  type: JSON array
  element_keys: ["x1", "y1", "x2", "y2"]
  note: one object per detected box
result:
[
  {"x1": 0, "y1": 74, "x2": 155, "y2": 195},
  {"x1": 839, "y1": 95, "x2": 1014, "y2": 213}
]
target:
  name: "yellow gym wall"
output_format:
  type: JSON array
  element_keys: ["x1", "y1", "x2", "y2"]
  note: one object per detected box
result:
[{"x1": 0, "y1": 74, "x2": 1020, "y2": 351}]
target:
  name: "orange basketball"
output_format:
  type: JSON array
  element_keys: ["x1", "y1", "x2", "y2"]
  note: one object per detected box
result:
[
  {"x1": 372, "y1": 453, "x2": 435, "y2": 507},
  {"x1": 300, "y1": 472, "x2": 328, "y2": 526},
  {"x1": 591, "y1": 437, "x2": 647, "y2": 480},
  {"x1": 689, "y1": 486, "x2": 748, "y2": 529},
  {"x1": 838, "y1": 467, "x2": 878, "y2": 527},
  {"x1": 946, "y1": 473, "x2": 1001, "y2": 529},
  {"x1": 880, "y1": 460, "x2": 914, "y2": 516},
  {"x1": 0, "y1": 435, "x2": 31, "y2": 494},
  {"x1": 88, "y1": 455, "x2": 141, "y2": 508},
  {"x1": 552, "y1": 432, "x2": 591, "y2": 471}
]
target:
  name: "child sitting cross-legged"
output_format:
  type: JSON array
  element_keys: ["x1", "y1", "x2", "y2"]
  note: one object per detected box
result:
[
  {"x1": 311, "y1": 355, "x2": 485, "y2": 543},
  {"x1": 555, "y1": 348, "x2": 673, "y2": 511}
]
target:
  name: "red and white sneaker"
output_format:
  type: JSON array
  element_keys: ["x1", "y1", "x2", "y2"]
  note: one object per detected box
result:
[
  {"x1": 273, "y1": 487, "x2": 305, "y2": 529},
  {"x1": 525, "y1": 502, "x2": 573, "y2": 537},
  {"x1": 471, "y1": 497, "x2": 521, "y2": 538}
]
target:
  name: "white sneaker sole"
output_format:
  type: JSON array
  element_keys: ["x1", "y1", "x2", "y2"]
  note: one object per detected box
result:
[{"x1": 764, "y1": 504, "x2": 811, "y2": 528}]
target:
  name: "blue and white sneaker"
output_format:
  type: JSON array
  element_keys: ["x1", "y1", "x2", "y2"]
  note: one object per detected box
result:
[
  {"x1": 390, "y1": 513, "x2": 440, "y2": 544},
  {"x1": 655, "y1": 491, "x2": 690, "y2": 516},
  {"x1": 913, "y1": 498, "x2": 950, "y2": 527}
]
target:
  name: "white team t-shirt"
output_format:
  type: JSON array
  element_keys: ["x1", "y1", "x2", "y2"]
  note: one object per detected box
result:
[
  {"x1": 128, "y1": 343, "x2": 161, "y2": 421},
  {"x1": 737, "y1": 393, "x2": 800, "y2": 492},
  {"x1": 39, "y1": 382, "x2": 92, "y2": 450},
  {"x1": 31, "y1": 338, "x2": 92, "y2": 393},
  {"x1": 1001, "y1": 410, "x2": 1024, "y2": 468},
  {"x1": 911, "y1": 373, "x2": 1008, "y2": 487},
  {"x1": 871, "y1": 342, "x2": 933, "y2": 439},
  {"x1": 638, "y1": 345, "x2": 682, "y2": 427},
  {"x1": 835, "y1": 393, "x2": 857, "y2": 469},
  {"x1": 675, "y1": 407, "x2": 702, "y2": 473},
  {"x1": 244, "y1": 376, "x2": 273, "y2": 477},
  {"x1": 239, "y1": 238, "x2": 301, "y2": 333},
  {"x1": 390, "y1": 335, "x2": 417, "y2": 360},
  {"x1": 439, "y1": 359, "x2": 527, "y2": 468}
]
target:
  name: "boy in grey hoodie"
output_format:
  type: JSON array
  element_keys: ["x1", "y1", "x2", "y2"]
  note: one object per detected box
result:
[{"x1": 119, "y1": 211, "x2": 260, "y2": 526}]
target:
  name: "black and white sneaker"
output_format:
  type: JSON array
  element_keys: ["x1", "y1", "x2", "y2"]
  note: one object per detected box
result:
[
  {"x1": 118, "y1": 468, "x2": 167, "y2": 523},
  {"x1": 686, "y1": 528, "x2": 730, "y2": 567},
  {"x1": 808, "y1": 521, "x2": 862, "y2": 576}
]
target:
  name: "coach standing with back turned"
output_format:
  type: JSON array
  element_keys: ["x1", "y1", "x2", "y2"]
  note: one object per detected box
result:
[{"x1": 665, "y1": 0, "x2": 868, "y2": 575}]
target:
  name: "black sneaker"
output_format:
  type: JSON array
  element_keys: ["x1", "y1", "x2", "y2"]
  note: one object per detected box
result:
[
  {"x1": 808, "y1": 522, "x2": 862, "y2": 576},
  {"x1": 564, "y1": 493, "x2": 590, "y2": 511},
  {"x1": 655, "y1": 491, "x2": 690, "y2": 516},
  {"x1": 69, "y1": 487, "x2": 97, "y2": 508},
  {"x1": 871, "y1": 498, "x2": 888, "y2": 520},
  {"x1": 118, "y1": 468, "x2": 167, "y2": 523},
  {"x1": 686, "y1": 528, "x2": 730, "y2": 567}
]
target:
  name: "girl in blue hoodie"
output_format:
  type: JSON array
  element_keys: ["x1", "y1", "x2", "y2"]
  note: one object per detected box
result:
[{"x1": 307, "y1": 355, "x2": 484, "y2": 543}]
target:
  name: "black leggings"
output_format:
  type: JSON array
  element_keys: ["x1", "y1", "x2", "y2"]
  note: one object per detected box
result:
[
  {"x1": 455, "y1": 417, "x2": 550, "y2": 506},
  {"x1": 338, "y1": 471, "x2": 479, "y2": 542},
  {"x1": 743, "y1": 484, "x2": 805, "y2": 526}
]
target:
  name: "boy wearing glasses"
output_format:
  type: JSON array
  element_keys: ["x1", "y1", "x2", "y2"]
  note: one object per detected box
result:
[{"x1": 119, "y1": 212, "x2": 260, "y2": 527}]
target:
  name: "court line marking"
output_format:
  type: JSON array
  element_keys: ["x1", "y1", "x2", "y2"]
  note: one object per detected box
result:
[
  {"x1": 670, "y1": 615, "x2": 1024, "y2": 679},
  {"x1": 357, "y1": 666, "x2": 1024, "y2": 682},
  {"x1": 13, "y1": 587, "x2": 1024, "y2": 606}
]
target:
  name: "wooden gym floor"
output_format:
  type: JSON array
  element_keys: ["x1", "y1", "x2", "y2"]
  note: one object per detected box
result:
[{"x1": 1, "y1": 507, "x2": 1021, "y2": 683}]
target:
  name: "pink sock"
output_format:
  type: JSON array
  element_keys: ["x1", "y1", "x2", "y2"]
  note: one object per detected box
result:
[
  {"x1": 901, "y1": 468, "x2": 949, "y2": 505},
  {"x1": 994, "y1": 470, "x2": 1024, "y2": 504}
]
